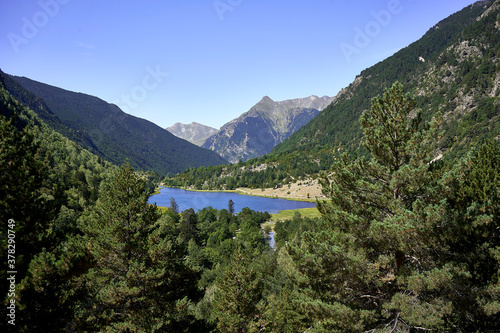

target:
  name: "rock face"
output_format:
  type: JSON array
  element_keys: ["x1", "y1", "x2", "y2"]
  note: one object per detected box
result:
[
  {"x1": 202, "y1": 95, "x2": 335, "y2": 163},
  {"x1": 166, "y1": 122, "x2": 218, "y2": 146}
]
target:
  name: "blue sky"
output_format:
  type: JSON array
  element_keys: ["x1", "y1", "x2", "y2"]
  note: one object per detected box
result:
[{"x1": 1, "y1": 0, "x2": 477, "y2": 129}]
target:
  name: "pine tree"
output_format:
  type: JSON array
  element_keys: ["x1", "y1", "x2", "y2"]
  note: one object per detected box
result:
[
  {"x1": 276, "y1": 82, "x2": 500, "y2": 331},
  {"x1": 0, "y1": 110, "x2": 62, "y2": 331},
  {"x1": 169, "y1": 196, "x2": 179, "y2": 214},
  {"x1": 279, "y1": 82, "x2": 452, "y2": 331},
  {"x1": 212, "y1": 249, "x2": 263, "y2": 332},
  {"x1": 179, "y1": 208, "x2": 198, "y2": 244},
  {"x1": 74, "y1": 163, "x2": 200, "y2": 331},
  {"x1": 228, "y1": 199, "x2": 235, "y2": 218},
  {"x1": 0, "y1": 113, "x2": 54, "y2": 271},
  {"x1": 431, "y1": 140, "x2": 500, "y2": 330}
]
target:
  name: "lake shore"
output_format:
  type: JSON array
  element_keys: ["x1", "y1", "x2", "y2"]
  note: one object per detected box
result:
[
  {"x1": 234, "y1": 181, "x2": 324, "y2": 202},
  {"x1": 153, "y1": 186, "x2": 323, "y2": 232},
  {"x1": 158, "y1": 178, "x2": 325, "y2": 203},
  {"x1": 150, "y1": 186, "x2": 318, "y2": 214}
]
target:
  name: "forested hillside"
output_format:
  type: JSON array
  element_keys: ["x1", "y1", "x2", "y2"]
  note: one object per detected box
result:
[
  {"x1": 0, "y1": 79, "x2": 274, "y2": 331},
  {"x1": 1, "y1": 1, "x2": 500, "y2": 331},
  {"x1": 1, "y1": 72, "x2": 228, "y2": 175},
  {"x1": 1, "y1": 79, "x2": 118, "y2": 330},
  {"x1": 268, "y1": 83, "x2": 500, "y2": 331},
  {"x1": 202, "y1": 95, "x2": 333, "y2": 163},
  {"x1": 3, "y1": 72, "x2": 498, "y2": 331},
  {"x1": 273, "y1": 0, "x2": 499, "y2": 158},
  {"x1": 167, "y1": 0, "x2": 500, "y2": 190}
]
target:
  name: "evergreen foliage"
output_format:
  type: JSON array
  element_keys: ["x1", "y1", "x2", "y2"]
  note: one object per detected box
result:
[
  {"x1": 72, "y1": 163, "x2": 201, "y2": 331},
  {"x1": 2, "y1": 64, "x2": 500, "y2": 331},
  {"x1": 165, "y1": 1, "x2": 499, "y2": 192},
  {"x1": 212, "y1": 249, "x2": 263, "y2": 332},
  {"x1": 1, "y1": 2, "x2": 500, "y2": 330},
  {"x1": 273, "y1": 82, "x2": 500, "y2": 332},
  {"x1": 0, "y1": 78, "x2": 118, "y2": 331}
]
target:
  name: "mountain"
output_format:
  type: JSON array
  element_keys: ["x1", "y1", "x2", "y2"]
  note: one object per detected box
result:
[
  {"x1": 202, "y1": 95, "x2": 335, "y2": 163},
  {"x1": 166, "y1": 0, "x2": 500, "y2": 191},
  {"x1": 272, "y1": 0, "x2": 500, "y2": 160},
  {"x1": 1, "y1": 72, "x2": 227, "y2": 175},
  {"x1": 0, "y1": 71, "x2": 102, "y2": 153},
  {"x1": 166, "y1": 122, "x2": 218, "y2": 146}
]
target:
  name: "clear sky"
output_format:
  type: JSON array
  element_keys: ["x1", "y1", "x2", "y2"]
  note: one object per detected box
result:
[{"x1": 1, "y1": 0, "x2": 477, "y2": 129}]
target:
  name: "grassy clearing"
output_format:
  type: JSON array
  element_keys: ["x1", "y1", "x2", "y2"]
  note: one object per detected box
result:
[
  {"x1": 156, "y1": 205, "x2": 169, "y2": 213},
  {"x1": 262, "y1": 207, "x2": 322, "y2": 231},
  {"x1": 271, "y1": 207, "x2": 321, "y2": 221}
]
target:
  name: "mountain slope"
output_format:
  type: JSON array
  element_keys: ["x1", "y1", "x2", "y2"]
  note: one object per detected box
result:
[
  {"x1": 0, "y1": 71, "x2": 103, "y2": 153},
  {"x1": 272, "y1": 0, "x2": 499, "y2": 159},
  {"x1": 166, "y1": 122, "x2": 217, "y2": 146},
  {"x1": 202, "y1": 95, "x2": 334, "y2": 163},
  {"x1": 4, "y1": 74, "x2": 227, "y2": 175},
  {"x1": 165, "y1": 0, "x2": 500, "y2": 191}
]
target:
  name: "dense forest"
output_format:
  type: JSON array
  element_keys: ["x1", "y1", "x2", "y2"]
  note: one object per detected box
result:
[
  {"x1": 1, "y1": 3, "x2": 500, "y2": 331},
  {"x1": 2, "y1": 76, "x2": 499, "y2": 331}
]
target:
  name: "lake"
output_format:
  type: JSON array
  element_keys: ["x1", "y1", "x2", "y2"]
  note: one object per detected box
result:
[{"x1": 149, "y1": 187, "x2": 317, "y2": 214}]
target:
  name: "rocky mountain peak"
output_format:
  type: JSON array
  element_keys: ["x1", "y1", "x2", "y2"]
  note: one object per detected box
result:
[
  {"x1": 166, "y1": 122, "x2": 218, "y2": 146},
  {"x1": 201, "y1": 94, "x2": 336, "y2": 163}
]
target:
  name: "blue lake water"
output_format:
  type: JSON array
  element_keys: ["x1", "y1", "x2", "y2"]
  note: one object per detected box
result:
[{"x1": 149, "y1": 187, "x2": 316, "y2": 214}]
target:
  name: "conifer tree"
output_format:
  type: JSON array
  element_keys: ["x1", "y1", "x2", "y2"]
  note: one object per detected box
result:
[
  {"x1": 0, "y1": 109, "x2": 62, "y2": 331},
  {"x1": 212, "y1": 249, "x2": 263, "y2": 332},
  {"x1": 276, "y1": 82, "x2": 500, "y2": 331},
  {"x1": 179, "y1": 207, "x2": 198, "y2": 244},
  {"x1": 280, "y1": 82, "x2": 451, "y2": 331},
  {"x1": 169, "y1": 196, "x2": 179, "y2": 213},
  {"x1": 0, "y1": 113, "x2": 54, "y2": 269},
  {"x1": 228, "y1": 199, "x2": 235, "y2": 218},
  {"x1": 431, "y1": 140, "x2": 500, "y2": 330},
  {"x1": 75, "y1": 163, "x2": 200, "y2": 331}
]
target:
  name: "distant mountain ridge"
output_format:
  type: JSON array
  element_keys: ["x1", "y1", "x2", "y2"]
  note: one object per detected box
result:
[
  {"x1": 166, "y1": 122, "x2": 217, "y2": 146},
  {"x1": 165, "y1": 0, "x2": 500, "y2": 192},
  {"x1": 2, "y1": 73, "x2": 227, "y2": 175},
  {"x1": 202, "y1": 95, "x2": 335, "y2": 163}
]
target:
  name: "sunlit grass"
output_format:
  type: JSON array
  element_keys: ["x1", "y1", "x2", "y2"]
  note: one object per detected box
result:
[
  {"x1": 271, "y1": 207, "x2": 321, "y2": 221},
  {"x1": 261, "y1": 207, "x2": 321, "y2": 232},
  {"x1": 155, "y1": 205, "x2": 169, "y2": 213}
]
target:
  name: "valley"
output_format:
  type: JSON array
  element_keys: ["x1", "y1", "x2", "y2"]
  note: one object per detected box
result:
[{"x1": 1, "y1": 1, "x2": 500, "y2": 332}]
